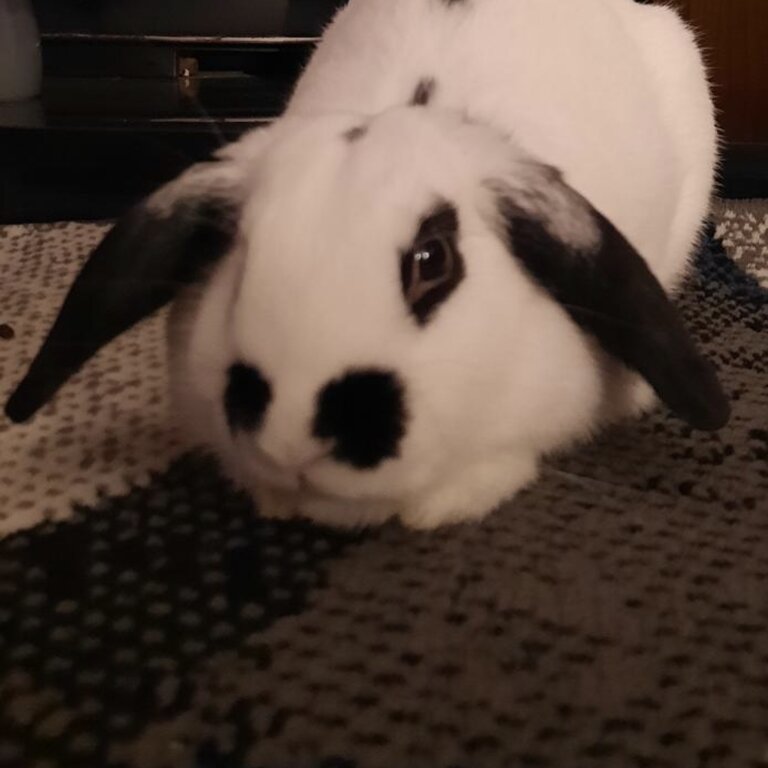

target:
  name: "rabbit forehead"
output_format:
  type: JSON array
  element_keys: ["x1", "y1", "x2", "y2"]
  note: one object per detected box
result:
[
  {"x1": 235, "y1": 110, "x2": 490, "y2": 286},
  {"x1": 223, "y1": 110, "x2": 525, "y2": 372},
  {"x1": 247, "y1": 107, "x2": 510, "y2": 214},
  {"x1": 226, "y1": 109, "x2": 593, "y2": 312},
  {"x1": 237, "y1": 109, "x2": 515, "y2": 267}
]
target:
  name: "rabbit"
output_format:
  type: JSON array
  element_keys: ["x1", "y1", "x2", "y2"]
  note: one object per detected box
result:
[{"x1": 5, "y1": 0, "x2": 729, "y2": 529}]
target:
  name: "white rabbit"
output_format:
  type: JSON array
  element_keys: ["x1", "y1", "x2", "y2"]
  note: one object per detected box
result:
[{"x1": 6, "y1": 0, "x2": 728, "y2": 529}]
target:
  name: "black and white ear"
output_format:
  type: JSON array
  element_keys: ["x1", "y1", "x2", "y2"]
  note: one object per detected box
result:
[
  {"x1": 5, "y1": 160, "x2": 246, "y2": 424},
  {"x1": 491, "y1": 167, "x2": 730, "y2": 431}
]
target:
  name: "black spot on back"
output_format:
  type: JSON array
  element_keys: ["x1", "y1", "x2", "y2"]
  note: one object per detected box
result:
[
  {"x1": 344, "y1": 125, "x2": 368, "y2": 142},
  {"x1": 224, "y1": 363, "x2": 272, "y2": 433},
  {"x1": 411, "y1": 78, "x2": 436, "y2": 107},
  {"x1": 313, "y1": 370, "x2": 407, "y2": 469}
]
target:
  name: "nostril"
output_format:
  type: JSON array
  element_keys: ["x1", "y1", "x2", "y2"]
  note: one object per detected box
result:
[
  {"x1": 313, "y1": 368, "x2": 407, "y2": 469},
  {"x1": 224, "y1": 362, "x2": 272, "y2": 432}
]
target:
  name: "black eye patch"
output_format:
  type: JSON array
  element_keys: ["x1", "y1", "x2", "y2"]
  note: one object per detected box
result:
[
  {"x1": 224, "y1": 363, "x2": 272, "y2": 433},
  {"x1": 400, "y1": 203, "x2": 465, "y2": 325}
]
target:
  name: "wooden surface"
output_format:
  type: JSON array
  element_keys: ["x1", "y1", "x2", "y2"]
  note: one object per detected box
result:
[{"x1": 666, "y1": 0, "x2": 768, "y2": 145}]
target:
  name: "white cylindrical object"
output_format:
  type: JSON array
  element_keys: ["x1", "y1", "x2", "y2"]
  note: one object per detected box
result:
[{"x1": 0, "y1": 0, "x2": 43, "y2": 102}]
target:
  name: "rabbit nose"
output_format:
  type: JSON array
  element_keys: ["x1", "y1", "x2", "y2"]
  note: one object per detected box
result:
[{"x1": 312, "y1": 368, "x2": 407, "y2": 469}]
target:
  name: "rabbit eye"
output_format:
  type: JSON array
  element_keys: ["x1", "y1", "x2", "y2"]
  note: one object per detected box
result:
[
  {"x1": 400, "y1": 207, "x2": 464, "y2": 326},
  {"x1": 404, "y1": 236, "x2": 454, "y2": 294}
]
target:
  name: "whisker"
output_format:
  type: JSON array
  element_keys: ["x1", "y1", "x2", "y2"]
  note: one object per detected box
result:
[{"x1": 181, "y1": 81, "x2": 228, "y2": 150}]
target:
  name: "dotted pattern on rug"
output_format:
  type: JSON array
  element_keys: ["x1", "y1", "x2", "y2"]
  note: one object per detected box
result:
[
  {"x1": 0, "y1": 223, "x2": 183, "y2": 535},
  {"x1": 0, "y1": 455, "x2": 359, "y2": 768},
  {"x1": 714, "y1": 199, "x2": 768, "y2": 287},
  {"x1": 0, "y1": 225, "x2": 765, "y2": 768}
]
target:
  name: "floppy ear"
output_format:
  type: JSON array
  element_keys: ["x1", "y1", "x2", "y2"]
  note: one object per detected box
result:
[
  {"x1": 5, "y1": 160, "x2": 245, "y2": 424},
  {"x1": 491, "y1": 167, "x2": 729, "y2": 431}
]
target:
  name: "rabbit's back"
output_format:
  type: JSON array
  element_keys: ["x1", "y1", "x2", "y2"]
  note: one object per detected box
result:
[{"x1": 288, "y1": 0, "x2": 715, "y2": 286}]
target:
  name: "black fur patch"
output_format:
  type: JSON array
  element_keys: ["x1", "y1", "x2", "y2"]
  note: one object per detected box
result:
[
  {"x1": 313, "y1": 370, "x2": 407, "y2": 469},
  {"x1": 344, "y1": 125, "x2": 368, "y2": 142},
  {"x1": 401, "y1": 203, "x2": 465, "y2": 325},
  {"x1": 224, "y1": 363, "x2": 272, "y2": 433},
  {"x1": 411, "y1": 78, "x2": 436, "y2": 107},
  {"x1": 497, "y1": 193, "x2": 730, "y2": 431}
]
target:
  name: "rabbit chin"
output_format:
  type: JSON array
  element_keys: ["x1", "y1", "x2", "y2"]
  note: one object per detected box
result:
[
  {"x1": 221, "y1": 436, "x2": 544, "y2": 531},
  {"x1": 243, "y1": 451, "x2": 541, "y2": 530},
  {"x1": 214, "y1": 442, "x2": 396, "y2": 527},
  {"x1": 252, "y1": 482, "x2": 400, "y2": 529}
]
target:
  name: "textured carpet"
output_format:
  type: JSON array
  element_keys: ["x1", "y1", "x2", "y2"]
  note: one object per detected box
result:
[{"x1": 0, "y1": 202, "x2": 766, "y2": 768}]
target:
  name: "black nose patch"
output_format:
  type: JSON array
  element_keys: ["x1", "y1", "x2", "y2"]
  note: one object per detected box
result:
[
  {"x1": 313, "y1": 369, "x2": 407, "y2": 469},
  {"x1": 224, "y1": 363, "x2": 272, "y2": 432}
]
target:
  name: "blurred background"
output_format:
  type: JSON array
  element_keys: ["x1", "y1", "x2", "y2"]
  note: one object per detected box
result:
[{"x1": 0, "y1": 0, "x2": 765, "y2": 222}]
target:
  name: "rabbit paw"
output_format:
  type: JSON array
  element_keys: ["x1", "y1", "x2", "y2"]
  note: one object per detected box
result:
[
  {"x1": 600, "y1": 366, "x2": 658, "y2": 424},
  {"x1": 298, "y1": 495, "x2": 397, "y2": 528},
  {"x1": 401, "y1": 454, "x2": 538, "y2": 530}
]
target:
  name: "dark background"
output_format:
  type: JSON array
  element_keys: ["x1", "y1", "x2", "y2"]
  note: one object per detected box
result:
[
  {"x1": 0, "y1": 0, "x2": 765, "y2": 223},
  {"x1": 31, "y1": 0, "x2": 339, "y2": 36}
]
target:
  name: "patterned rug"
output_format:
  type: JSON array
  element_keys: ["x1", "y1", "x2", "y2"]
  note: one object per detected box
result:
[{"x1": 0, "y1": 201, "x2": 766, "y2": 768}]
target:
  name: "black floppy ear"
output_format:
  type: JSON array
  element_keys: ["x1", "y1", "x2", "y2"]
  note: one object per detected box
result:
[
  {"x1": 5, "y1": 161, "x2": 244, "y2": 424},
  {"x1": 492, "y1": 168, "x2": 729, "y2": 431}
]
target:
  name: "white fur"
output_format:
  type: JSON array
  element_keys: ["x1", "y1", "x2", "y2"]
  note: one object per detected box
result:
[{"x1": 168, "y1": 0, "x2": 716, "y2": 529}]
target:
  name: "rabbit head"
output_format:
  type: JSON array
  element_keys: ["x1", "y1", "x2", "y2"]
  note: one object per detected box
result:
[{"x1": 5, "y1": 106, "x2": 729, "y2": 524}]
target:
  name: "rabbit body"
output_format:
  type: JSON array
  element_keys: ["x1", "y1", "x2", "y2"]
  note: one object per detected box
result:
[
  {"x1": 169, "y1": 0, "x2": 718, "y2": 529},
  {"x1": 288, "y1": 0, "x2": 717, "y2": 290},
  {"x1": 7, "y1": 0, "x2": 724, "y2": 530}
]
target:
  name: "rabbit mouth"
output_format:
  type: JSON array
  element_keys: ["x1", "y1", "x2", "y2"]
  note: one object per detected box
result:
[
  {"x1": 297, "y1": 470, "x2": 351, "y2": 501},
  {"x1": 234, "y1": 440, "x2": 332, "y2": 490},
  {"x1": 236, "y1": 441, "x2": 390, "y2": 505}
]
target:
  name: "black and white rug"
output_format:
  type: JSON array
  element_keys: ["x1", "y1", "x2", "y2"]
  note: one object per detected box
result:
[{"x1": 0, "y1": 202, "x2": 766, "y2": 768}]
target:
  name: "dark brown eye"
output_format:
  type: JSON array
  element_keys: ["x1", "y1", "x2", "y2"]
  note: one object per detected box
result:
[
  {"x1": 414, "y1": 238, "x2": 450, "y2": 281},
  {"x1": 400, "y1": 233, "x2": 464, "y2": 324},
  {"x1": 402, "y1": 237, "x2": 453, "y2": 300}
]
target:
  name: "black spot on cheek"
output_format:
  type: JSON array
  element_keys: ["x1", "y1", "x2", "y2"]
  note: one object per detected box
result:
[
  {"x1": 313, "y1": 370, "x2": 407, "y2": 470},
  {"x1": 411, "y1": 78, "x2": 436, "y2": 107},
  {"x1": 224, "y1": 363, "x2": 272, "y2": 432}
]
